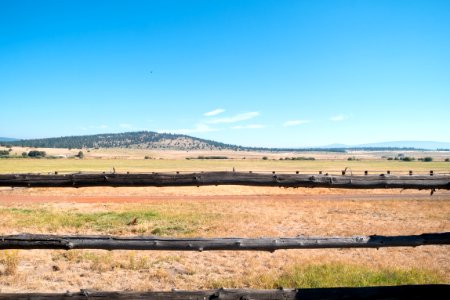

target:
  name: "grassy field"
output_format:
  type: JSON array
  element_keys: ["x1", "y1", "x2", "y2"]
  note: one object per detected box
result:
[
  {"x1": 0, "y1": 157, "x2": 449, "y2": 174},
  {"x1": 0, "y1": 194, "x2": 449, "y2": 291},
  {"x1": 0, "y1": 155, "x2": 449, "y2": 292}
]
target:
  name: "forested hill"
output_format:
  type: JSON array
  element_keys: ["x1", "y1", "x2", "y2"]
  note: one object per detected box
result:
[
  {"x1": 3, "y1": 131, "x2": 436, "y2": 152},
  {"x1": 6, "y1": 131, "x2": 244, "y2": 151}
]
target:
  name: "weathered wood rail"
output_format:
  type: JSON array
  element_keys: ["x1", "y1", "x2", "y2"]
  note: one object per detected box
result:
[
  {"x1": 0, "y1": 285, "x2": 448, "y2": 300},
  {"x1": 0, "y1": 171, "x2": 449, "y2": 189},
  {"x1": 1, "y1": 232, "x2": 449, "y2": 251},
  {"x1": 2, "y1": 172, "x2": 449, "y2": 299}
]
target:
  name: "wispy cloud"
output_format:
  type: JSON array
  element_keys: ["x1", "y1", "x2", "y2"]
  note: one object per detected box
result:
[
  {"x1": 231, "y1": 124, "x2": 266, "y2": 130},
  {"x1": 283, "y1": 120, "x2": 310, "y2": 127},
  {"x1": 207, "y1": 112, "x2": 260, "y2": 124},
  {"x1": 80, "y1": 124, "x2": 109, "y2": 131},
  {"x1": 85, "y1": 124, "x2": 108, "y2": 129},
  {"x1": 204, "y1": 108, "x2": 225, "y2": 117},
  {"x1": 160, "y1": 123, "x2": 218, "y2": 134},
  {"x1": 119, "y1": 123, "x2": 133, "y2": 129},
  {"x1": 330, "y1": 115, "x2": 346, "y2": 122}
]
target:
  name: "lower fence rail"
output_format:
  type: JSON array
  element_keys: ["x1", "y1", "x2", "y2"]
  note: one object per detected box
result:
[
  {"x1": 0, "y1": 285, "x2": 448, "y2": 300},
  {"x1": 1, "y1": 232, "x2": 449, "y2": 251}
]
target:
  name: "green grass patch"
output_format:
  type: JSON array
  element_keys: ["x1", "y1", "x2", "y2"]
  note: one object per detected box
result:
[
  {"x1": 209, "y1": 263, "x2": 445, "y2": 288},
  {"x1": 0, "y1": 207, "x2": 212, "y2": 235},
  {"x1": 150, "y1": 224, "x2": 194, "y2": 235},
  {"x1": 10, "y1": 209, "x2": 159, "y2": 232},
  {"x1": 7, "y1": 208, "x2": 34, "y2": 214}
]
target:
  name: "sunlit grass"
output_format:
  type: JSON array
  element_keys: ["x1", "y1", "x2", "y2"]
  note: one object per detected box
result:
[
  {"x1": 0, "y1": 250, "x2": 19, "y2": 275},
  {"x1": 0, "y1": 158, "x2": 448, "y2": 174},
  {"x1": 209, "y1": 263, "x2": 445, "y2": 288},
  {"x1": 0, "y1": 207, "x2": 216, "y2": 235}
]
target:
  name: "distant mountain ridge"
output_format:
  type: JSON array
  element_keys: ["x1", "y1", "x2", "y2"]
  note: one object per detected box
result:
[
  {"x1": 4, "y1": 131, "x2": 244, "y2": 151},
  {"x1": 321, "y1": 141, "x2": 450, "y2": 150},
  {"x1": 0, "y1": 137, "x2": 18, "y2": 142},
  {"x1": 2, "y1": 131, "x2": 449, "y2": 151},
  {"x1": 356, "y1": 141, "x2": 450, "y2": 150}
]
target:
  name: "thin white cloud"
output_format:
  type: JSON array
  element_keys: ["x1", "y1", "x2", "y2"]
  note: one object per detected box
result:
[
  {"x1": 160, "y1": 123, "x2": 218, "y2": 134},
  {"x1": 207, "y1": 111, "x2": 260, "y2": 124},
  {"x1": 204, "y1": 108, "x2": 225, "y2": 117},
  {"x1": 120, "y1": 123, "x2": 133, "y2": 129},
  {"x1": 79, "y1": 125, "x2": 108, "y2": 131},
  {"x1": 283, "y1": 120, "x2": 310, "y2": 127},
  {"x1": 86, "y1": 125, "x2": 108, "y2": 129},
  {"x1": 231, "y1": 124, "x2": 266, "y2": 130},
  {"x1": 330, "y1": 115, "x2": 346, "y2": 122}
]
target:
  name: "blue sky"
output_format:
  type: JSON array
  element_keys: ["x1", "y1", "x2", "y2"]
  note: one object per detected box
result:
[{"x1": 1, "y1": 0, "x2": 449, "y2": 147}]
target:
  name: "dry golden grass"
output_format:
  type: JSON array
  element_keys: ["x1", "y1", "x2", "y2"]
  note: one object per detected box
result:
[
  {"x1": 0, "y1": 250, "x2": 19, "y2": 276},
  {"x1": 0, "y1": 156, "x2": 448, "y2": 292},
  {"x1": 0, "y1": 187, "x2": 449, "y2": 292},
  {"x1": 1, "y1": 146, "x2": 450, "y2": 175}
]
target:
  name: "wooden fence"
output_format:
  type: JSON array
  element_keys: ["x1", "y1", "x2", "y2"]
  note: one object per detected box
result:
[
  {"x1": 1, "y1": 233, "x2": 449, "y2": 251},
  {"x1": 1, "y1": 171, "x2": 449, "y2": 299},
  {"x1": 1, "y1": 171, "x2": 449, "y2": 190},
  {"x1": 1, "y1": 285, "x2": 449, "y2": 300}
]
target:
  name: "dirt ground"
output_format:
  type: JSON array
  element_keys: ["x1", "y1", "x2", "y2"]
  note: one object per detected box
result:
[{"x1": 0, "y1": 186, "x2": 449, "y2": 292}]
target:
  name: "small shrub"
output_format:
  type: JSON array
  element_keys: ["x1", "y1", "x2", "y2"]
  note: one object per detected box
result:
[
  {"x1": 21, "y1": 152, "x2": 27, "y2": 157},
  {"x1": 296, "y1": 157, "x2": 315, "y2": 161},
  {"x1": 28, "y1": 150, "x2": 46, "y2": 158},
  {"x1": 0, "y1": 250, "x2": 19, "y2": 275},
  {"x1": 445, "y1": 158, "x2": 450, "y2": 162},
  {"x1": 262, "y1": 156, "x2": 268, "y2": 160},
  {"x1": 77, "y1": 151, "x2": 84, "y2": 159},
  {"x1": 422, "y1": 157, "x2": 433, "y2": 162},
  {"x1": 402, "y1": 156, "x2": 415, "y2": 162}
]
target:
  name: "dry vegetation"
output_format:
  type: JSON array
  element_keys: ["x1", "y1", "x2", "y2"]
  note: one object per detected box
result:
[{"x1": 0, "y1": 154, "x2": 449, "y2": 292}]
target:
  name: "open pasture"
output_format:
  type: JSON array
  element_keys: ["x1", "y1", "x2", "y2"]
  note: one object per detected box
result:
[
  {"x1": 0, "y1": 156, "x2": 449, "y2": 292},
  {"x1": 0, "y1": 156, "x2": 449, "y2": 175}
]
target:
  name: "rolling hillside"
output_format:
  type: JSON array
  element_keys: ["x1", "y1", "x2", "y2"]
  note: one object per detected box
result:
[
  {"x1": 4, "y1": 131, "x2": 244, "y2": 151},
  {"x1": 3, "y1": 131, "x2": 448, "y2": 152},
  {"x1": 0, "y1": 137, "x2": 18, "y2": 142}
]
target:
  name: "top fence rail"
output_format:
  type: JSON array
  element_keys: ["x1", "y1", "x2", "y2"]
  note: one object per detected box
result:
[{"x1": 0, "y1": 171, "x2": 449, "y2": 190}]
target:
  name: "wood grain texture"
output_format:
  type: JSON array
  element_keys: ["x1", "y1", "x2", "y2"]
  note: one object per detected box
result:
[
  {"x1": 0, "y1": 285, "x2": 448, "y2": 300},
  {"x1": 0, "y1": 171, "x2": 449, "y2": 189},
  {"x1": 1, "y1": 233, "x2": 449, "y2": 251}
]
